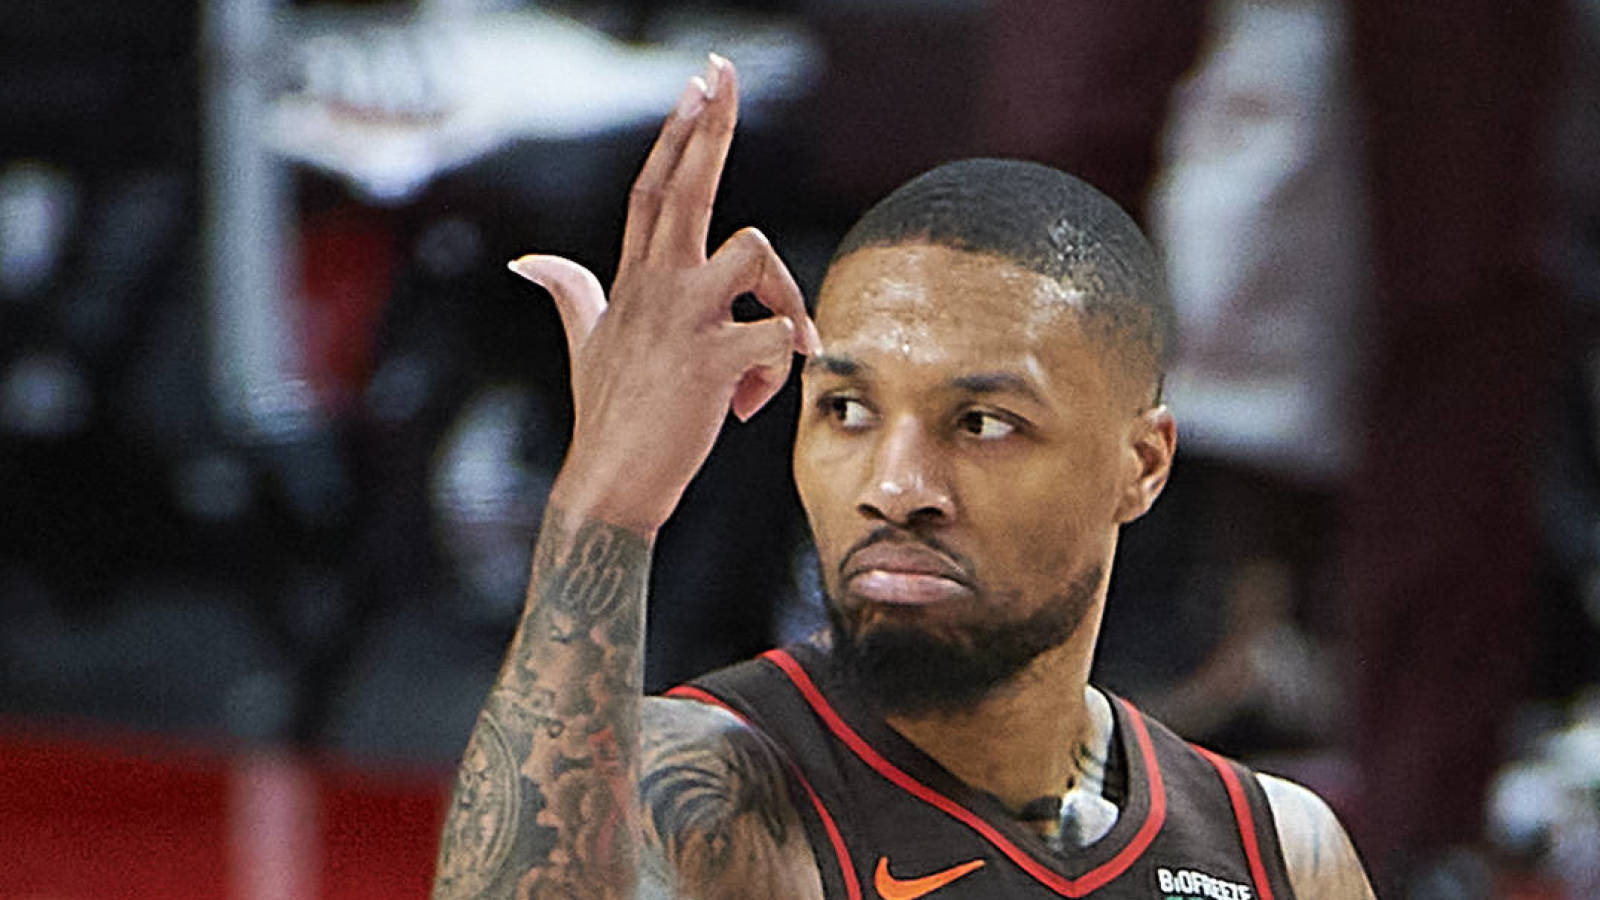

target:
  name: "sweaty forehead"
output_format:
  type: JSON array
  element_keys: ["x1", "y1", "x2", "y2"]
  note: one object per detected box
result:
[{"x1": 814, "y1": 243, "x2": 1093, "y2": 362}]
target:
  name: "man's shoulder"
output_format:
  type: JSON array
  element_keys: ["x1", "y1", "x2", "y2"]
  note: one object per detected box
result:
[
  {"x1": 638, "y1": 697, "x2": 824, "y2": 898},
  {"x1": 641, "y1": 693, "x2": 779, "y2": 758},
  {"x1": 1253, "y1": 772, "x2": 1376, "y2": 900},
  {"x1": 1100, "y1": 694, "x2": 1375, "y2": 899},
  {"x1": 640, "y1": 694, "x2": 786, "y2": 787},
  {"x1": 641, "y1": 646, "x2": 826, "y2": 798}
]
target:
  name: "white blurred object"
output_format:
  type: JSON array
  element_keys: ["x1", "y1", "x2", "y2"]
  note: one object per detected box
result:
[
  {"x1": 1488, "y1": 699, "x2": 1600, "y2": 895},
  {"x1": 1151, "y1": 0, "x2": 1369, "y2": 481},
  {"x1": 418, "y1": 0, "x2": 525, "y2": 19},
  {"x1": 428, "y1": 384, "x2": 553, "y2": 623},
  {"x1": 1546, "y1": 718, "x2": 1600, "y2": 893},
  {"x1": 1488, "y1": 762, "x2": 1565, "y2": 852},
  {"x1": 269, "y1": 8, "x2": 822, "y2": 202},
  {"x1": 203, "y1": 0, "x2": 309, "y2": 444},
  {"x1": 0, "y1": 162, "x2": 77, "y2": 301}
]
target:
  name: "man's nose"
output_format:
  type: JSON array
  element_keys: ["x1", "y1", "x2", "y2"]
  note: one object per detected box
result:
[{"x1": 854, "y1": 416, "x2": 955, "y2": 526}]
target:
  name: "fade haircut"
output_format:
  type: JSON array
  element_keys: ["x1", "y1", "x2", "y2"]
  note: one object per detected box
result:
[{"x1": 829, "y1": 158, "x2": 1174, "y2": 399}]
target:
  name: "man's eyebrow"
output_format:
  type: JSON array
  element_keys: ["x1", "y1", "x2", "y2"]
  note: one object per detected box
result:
[
  {"x1": 950, "y1": 372, "x2": 1046, "y2": 404},
  {"x1": 804, "y1": 353, "x2": 865, "y2": 377}
]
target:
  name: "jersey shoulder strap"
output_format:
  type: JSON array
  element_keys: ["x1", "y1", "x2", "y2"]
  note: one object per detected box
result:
[{"x1": 1129, "y1": 705, "x2": 1299, "y2": 900}]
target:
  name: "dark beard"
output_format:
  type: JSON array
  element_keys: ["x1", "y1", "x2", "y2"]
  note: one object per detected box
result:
[{"x1": 827, "y1": 564, "x2": 1102, "y2": 718}]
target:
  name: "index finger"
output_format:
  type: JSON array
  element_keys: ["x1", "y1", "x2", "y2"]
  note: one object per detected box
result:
[
  {"x1": 648, "y1": 53, "x2": 739, "y2": 265},
  {"x1": 619, "y1": 75, "x2": 711, "y2": 268}
]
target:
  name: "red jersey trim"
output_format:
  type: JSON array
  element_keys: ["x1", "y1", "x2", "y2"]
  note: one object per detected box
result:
[
  {"x1": 761, "y1": 648, "x2": 1167, "y2": 897},
  {"x1": 664, "y1": 685, "x2": 863, "y2": 900},
  {"x1": 1193, "y1": 745, "x2": 1276, "y2": 900}
]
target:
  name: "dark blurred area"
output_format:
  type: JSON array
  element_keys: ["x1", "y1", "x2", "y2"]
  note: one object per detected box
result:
[{"x1": 1, "y1": 0, "x2": 1596, "y2": 897}]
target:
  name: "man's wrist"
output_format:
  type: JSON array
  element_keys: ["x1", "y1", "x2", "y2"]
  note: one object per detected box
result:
[{"x1": 546, "y1": 463, "x2": 671, "y2": 540}]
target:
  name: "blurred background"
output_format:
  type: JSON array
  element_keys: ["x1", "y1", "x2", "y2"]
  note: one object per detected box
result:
[{"x1": 0, "y1": 0, "x2": 1596, "y2": 896}]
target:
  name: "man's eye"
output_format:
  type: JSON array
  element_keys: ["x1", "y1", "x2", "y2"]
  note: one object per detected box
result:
[
  {"x1": 959, "y1": 411, "x2": 1016, "y2": 440},
  {"x1": 826, "y1": 397, "x2": 873, "y2": 429}
]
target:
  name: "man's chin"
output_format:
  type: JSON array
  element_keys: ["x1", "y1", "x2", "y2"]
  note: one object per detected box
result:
[
  {"x1": 823, "y1": 567, "x2": 1101, "y2": 719},
  {"x1": 834, "y1": 623, "x2": 1015, "y2": 717}
]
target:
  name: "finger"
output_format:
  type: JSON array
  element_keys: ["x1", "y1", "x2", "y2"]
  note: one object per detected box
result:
[
  {"x1": 704, "y1": 227, "x2": 823, "y2": 355},
  {"x1": 717, "y1": 316, "x2": 796, "y2": 421},
  {"x1": 508, "y1": 254, "x2": 607, "y2": 359},
  {"x1": 730, "y1": 369, "x2": 777, "y2": 423},
  {"x1": 648, "y1": 53, "x2": 738, "y2": 264},
  {"x1": 619, "y1": 76, "x2": 711, "y2": 268}
]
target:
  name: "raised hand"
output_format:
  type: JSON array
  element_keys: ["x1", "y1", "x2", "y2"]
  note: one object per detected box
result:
[
  {"x1": 434, "y1": 56, "x2": 820, "y2": 900},
  {"x1": 510, "y1": 54, "x2": 821, "y2": 536}
]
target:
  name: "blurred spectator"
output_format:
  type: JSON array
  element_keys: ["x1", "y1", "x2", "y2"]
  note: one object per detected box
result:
[{"x1": 1104, "y1": 0, "x2": 1368, "y2": 762}]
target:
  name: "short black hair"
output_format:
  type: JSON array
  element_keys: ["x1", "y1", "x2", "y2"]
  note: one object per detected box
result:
[{"x1": 829, "y1": 158, "x2": 1174, "y2": 396}]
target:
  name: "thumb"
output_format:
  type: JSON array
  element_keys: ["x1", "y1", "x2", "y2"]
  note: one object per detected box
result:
[{"x1": 508, "y1": 254, "x2": 606, "y2": 359}]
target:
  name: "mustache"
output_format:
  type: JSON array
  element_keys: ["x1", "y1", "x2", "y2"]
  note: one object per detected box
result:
[{"x1": 837, "y1": 525, "x2": 977, "y2": 588}]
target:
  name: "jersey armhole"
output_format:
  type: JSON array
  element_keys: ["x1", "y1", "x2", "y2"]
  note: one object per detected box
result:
[{"x1": 1191, "y1": 745, "x2": 1297, "y2": 900}]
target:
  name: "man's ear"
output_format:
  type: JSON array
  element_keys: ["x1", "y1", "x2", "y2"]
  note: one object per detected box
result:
[{"x1": 1115, "y1": 404, "x2": 1176, "y2": 524}]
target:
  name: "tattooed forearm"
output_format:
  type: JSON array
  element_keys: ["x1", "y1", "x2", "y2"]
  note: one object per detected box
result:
[{"x1": 434, "y1": 507, "x2": 650, "y2": 899}]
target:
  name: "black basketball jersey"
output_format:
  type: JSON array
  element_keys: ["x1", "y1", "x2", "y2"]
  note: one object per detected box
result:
[{"x1": 668, "y1": 644, "x2": 1297, "y2": 900}]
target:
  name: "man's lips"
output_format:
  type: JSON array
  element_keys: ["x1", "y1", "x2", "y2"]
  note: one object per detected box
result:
[{"x1": 841, "y1": 543, "x2": 974, "y2": 606}]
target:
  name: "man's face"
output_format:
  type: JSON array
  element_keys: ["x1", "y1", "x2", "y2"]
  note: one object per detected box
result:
[{"x1": 793, "y1": 243, "x2": 1166, "y2": 714}]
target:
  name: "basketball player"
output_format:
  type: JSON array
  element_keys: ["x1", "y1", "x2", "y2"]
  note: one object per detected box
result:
[{"x1": 431, "y1": 56, "x2": 1375, "y2": 899}]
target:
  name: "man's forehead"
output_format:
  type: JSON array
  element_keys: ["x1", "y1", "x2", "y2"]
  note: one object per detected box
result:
[
  {"x1": 816, "y1": 243, "x2": 1089, "y2": 330},
  {"x1": 807, "y1": 243, "x2": 1135, "y2": 408},
  {"x1": 814, "y1": 243, "x2": 1097, "y2": 360}
]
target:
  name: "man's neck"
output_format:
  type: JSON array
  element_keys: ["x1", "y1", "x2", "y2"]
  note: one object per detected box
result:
[{"x1": 883, "y1": 630, "x2": 1108, "y2": 816}]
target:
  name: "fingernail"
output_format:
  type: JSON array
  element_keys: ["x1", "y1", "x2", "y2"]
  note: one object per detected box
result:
[
  {"x1": 806, "y1": 320, "x2": 824, "y2": 355},
  {"x1": 704, "y1": 52, "x2": 728, "y2": 98},
  {"x1": 507, "y1": 256, "x2": 543, "y2": 286},
  {"x1": 676, "y1": 77, "x2": 708, "y2": 118}
]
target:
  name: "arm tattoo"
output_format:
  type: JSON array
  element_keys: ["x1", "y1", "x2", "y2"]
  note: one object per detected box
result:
[
  {"x1": 637, "y1": 700, "x2": 823, "y2": 900},
  {"x1": 433, "y1": 508, "x2": 650, "y2": 899}
]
